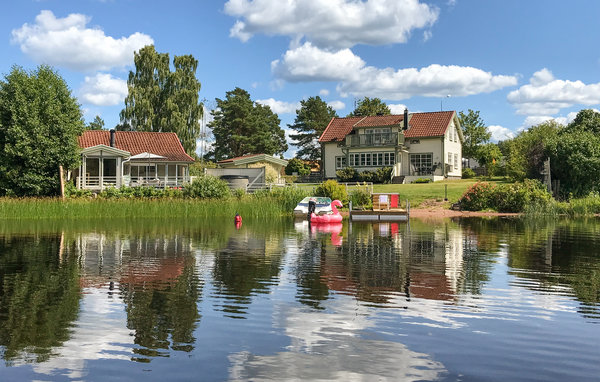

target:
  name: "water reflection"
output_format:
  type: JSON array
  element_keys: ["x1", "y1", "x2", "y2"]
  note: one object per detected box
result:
[{"x1": 0, "y1": 217, "x2": 599, "y2": 381}]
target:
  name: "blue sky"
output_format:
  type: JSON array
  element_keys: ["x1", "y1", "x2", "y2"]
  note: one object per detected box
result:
[{"x1": 1, "y1": 0, "x2": 599, "y2": 158}]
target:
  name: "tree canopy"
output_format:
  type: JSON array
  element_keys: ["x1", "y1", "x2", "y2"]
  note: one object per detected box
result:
[
  {"x1": 119, "y1": 45, "x2": 203, "y2": 156},
  {"x1": 288, "y1": 96, "x2": 337, "y2": 161},
  {"x1": 348, "y1": 97, "x2": 390, "y2": 117},
  {"x1": 0, "y1": 65, "x2": 84, "y2": 196},
  {"x1": 208, "y1": 87, "x2": 287, "y2": 161},
  {"x1": 459, "y1": 109, "x2": 491, "y2": 160},
  {"x1": 87, "y1": 115, "x2": 105, "y2": 130}
]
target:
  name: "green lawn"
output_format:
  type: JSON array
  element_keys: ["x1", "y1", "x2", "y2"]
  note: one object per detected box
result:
[{"x1": 372, "y1": 178, "x2": 504, "y2": 208}]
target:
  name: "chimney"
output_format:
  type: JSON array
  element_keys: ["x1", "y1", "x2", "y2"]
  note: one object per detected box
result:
[
  {"x1": 110, "y1": 129, "x2": 116, "y2": 147},
  {"x1": 403, "y1": 108, "x2": 408, "y2": 130}
]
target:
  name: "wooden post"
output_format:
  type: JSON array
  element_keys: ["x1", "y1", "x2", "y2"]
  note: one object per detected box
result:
[{"x1": 59, "y1": 165, "x2": 65, "y2": 199}]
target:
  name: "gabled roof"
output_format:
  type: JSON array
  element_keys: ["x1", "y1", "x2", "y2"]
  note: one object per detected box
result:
[
  {"x1": 78, "y1": 130, "x2": 194, "y2": 162},
  {"x1": 217, "y1": 153, "x2": 288, "y2": 167},
  {"x1": 319, "y1": 111, "x2": 457, "y2": 142}
]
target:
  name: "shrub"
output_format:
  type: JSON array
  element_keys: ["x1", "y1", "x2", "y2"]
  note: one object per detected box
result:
[
  {"x1": 285, "y1": 158, "x2": 311, "y2": 175},
  {"x1": 183, "y1": 175, "x2": 231, "y2": 199},
  {"x1": 413, "y1": 178, "x2": 432, "y2": 184},
  {"x1": 374, "y1": 167, "x2": 393, "y2": 183},
  {"x1": 350, "y1": 185, "x2": 372, "y2": 209},
  {"x1": 462, "y1": 168, "x2": 476, "y2": 179},
  {"x1": 315, "y1": 180, "x2": 348, "y2": 204},
  {"x1": 458, "y1": 182, "x2": 495, "y2": 211},
  {"x1": 65, "y1": 182, "x2": 92, "y2": 198},
  {"x1": 336, "y1": 167, "x2": 358, "y2": 182},
  {"x1": 493, "y1": 179, "x2": 553, "y2": 213},
  {"x1": 233, "y1": 187, "x2": 246, "y2": 200}
]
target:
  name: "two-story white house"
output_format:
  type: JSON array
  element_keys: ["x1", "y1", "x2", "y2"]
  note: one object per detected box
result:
[{"x1": 319, "y1": 110, "x2": 463, "y2": 183}]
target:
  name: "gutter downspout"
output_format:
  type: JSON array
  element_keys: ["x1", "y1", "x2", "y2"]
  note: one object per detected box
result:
[{"x1": 442, "y1": 136, "x2": 446, "y2": 178}]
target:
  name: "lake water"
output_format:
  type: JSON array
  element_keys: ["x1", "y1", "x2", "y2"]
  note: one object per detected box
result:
[{"x1": 0, "y1": 217, "x2": 599, "y2": 381}]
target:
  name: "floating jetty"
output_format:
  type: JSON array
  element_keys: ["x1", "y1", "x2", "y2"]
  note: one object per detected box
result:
[{"x1": 349, "y1": 193, "x2": 409, "y2": 222}]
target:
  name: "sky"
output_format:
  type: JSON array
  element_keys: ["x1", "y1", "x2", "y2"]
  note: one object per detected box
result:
[{"x1": 1, "y1": 0, "x2": 599, "y2": 158}]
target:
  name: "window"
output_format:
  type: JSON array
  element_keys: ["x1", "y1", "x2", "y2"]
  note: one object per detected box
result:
[
  {"x1": 336, "y1": 156, "x2": 346, "y2": 169},
  {"x1": 410, "y1": 153, "x2": 433, "y2": 175},
  {"x1": 454, "y1": 154, "x2": 459, "y2": 170},
  {"x1": 448, "y1": 152, "x2": 452, "y2": 165},
  {"x1": 347, "y1": 152, "x2": 395, "y2": 167}
]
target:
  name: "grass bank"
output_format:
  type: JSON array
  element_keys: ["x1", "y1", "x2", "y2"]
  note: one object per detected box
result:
[
  {"x1": 372, "y1": 178, "x2": 505, "y2": 207},
  {"x1": 0, "y1": 197, "x2": 295, "y2": 220}
]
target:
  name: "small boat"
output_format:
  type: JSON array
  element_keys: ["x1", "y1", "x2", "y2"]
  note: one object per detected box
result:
[
  {"x1": 310, "y1": 200, "x2": 343, "y2": 224},
  {"x1": 293, "y1": 196, "x2": 332, "y2": 217}
]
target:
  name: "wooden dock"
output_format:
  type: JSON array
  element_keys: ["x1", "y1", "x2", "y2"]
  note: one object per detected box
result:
[{"x1": 349, "y1": 193, "x2": 410, "y2": 222}]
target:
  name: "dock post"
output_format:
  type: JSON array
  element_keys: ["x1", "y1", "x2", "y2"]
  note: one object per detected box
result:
[{"x1": 407, "y1": 199, "x2": 410, "y2": 218}]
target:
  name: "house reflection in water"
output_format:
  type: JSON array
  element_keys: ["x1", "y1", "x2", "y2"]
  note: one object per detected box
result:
[
  {"x1": 76, "y1": 233, "x2": 201, "y2": 358},
  {"x1": 308, "y1": 221, "x2": 465, "y2": 306}
]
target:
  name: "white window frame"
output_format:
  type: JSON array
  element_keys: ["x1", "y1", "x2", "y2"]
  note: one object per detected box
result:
[{"x1": 336, "y1": 156, "x2": 346, "y2": 169}]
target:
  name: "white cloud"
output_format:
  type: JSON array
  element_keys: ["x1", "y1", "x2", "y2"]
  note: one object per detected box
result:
[
  {"x1": 327, "y1": 100, "x2": 345, "y2": 110},
  {"x1": 319, "y1": 89, "x2": 330, "y2": 96},
  {"x1": 224, "y1": 0, "x2": 439, "y2": 49},
  {"x1": 272, "y1": 43, "x2": 517, "y2": 100},
  {"x1": 272, "y1": 43, "x2": 365, "y2": 82},
  {"x1": 12, "y1": 10, "x2": 153, "y2": 72},
  {"x1": 507, "y1": 68, "x2": 600, "y2": 115},
  {"x1": 423, "y1": 30, "x2": 432, "y2": 42},
  {"x1": 388, "y1": 103, "x2": 408, "y2": 114},
  {"x1": 256, "y1": 98, "x2": 301, "y2": 114},
  {"x1": 79, "y1": 73, "x2": 127, "y2": 106},
  {"x1": 488, "y1": 125, "x2": 514, "y2": 141}
]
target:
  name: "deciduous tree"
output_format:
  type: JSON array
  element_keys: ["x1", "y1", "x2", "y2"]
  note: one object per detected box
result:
[
  {"x1": 0, "y1": 65, "x2": 84, "y2": 196},
  {"x1": 288, "y1": 96, "x2": 337, "y2": 161},
  {"x1": 208, "y1": 87, "x2": 287, "y2": 160},
  {"x1": 459, "y1": 109, "x2": 491, "y2": 162},
  {"x1": 119, "y1": 45, "x2": 203, "y2": 156},
  {"x1": 87, "y1": 115, "x2": 105, "y2": 130}
]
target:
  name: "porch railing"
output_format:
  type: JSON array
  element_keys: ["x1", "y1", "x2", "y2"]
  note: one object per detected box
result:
[
  {"x1": 345, "y1": 132, "x2": 399, "y2": 147},
  {"x1": 77, "y1": 175, "x2": 193, "y2": 190}
]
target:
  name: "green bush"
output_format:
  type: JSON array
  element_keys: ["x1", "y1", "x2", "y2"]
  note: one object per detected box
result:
[
  {"x1": 285, "y1": 158, "x2": 311, "y2": 175},
  {"x1": 350, "y1": 185, "x2": 372, "y2": 209},
  {"x1": 65, "y1": 183, "x2": 92, "y2": 198},
  {"x1": 233, "y1": 187, "x2": 246, "y2": 200},
  {"x1": 374, "y1": 167, "x2": 393, "y2": 183},
  {"x1": 336, "y1": 167, "x2": 358, "y2": 182},
  {"x1": 458, "y1": 182, "x2": 496, "y2": 211},
  {"x1": 183, "y1": 175, "x2": 231, "y2": 199},
  {"x1": 413, "y1": 178, "x2": 432, "y2": 184},
  {"x1": 462, "y1": 168, "x2": 476, "y2": 179},
  {"x1": 315, "y1": 180, "x2": 348, "y2": 204}
]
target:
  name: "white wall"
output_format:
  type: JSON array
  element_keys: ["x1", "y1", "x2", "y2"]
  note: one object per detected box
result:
[
  {"x1": 323, "y1": 142, "x2": 344, "y2": 178},
  {"x1": 444, "y1": 119, "x2": 462, "y2": 177}
]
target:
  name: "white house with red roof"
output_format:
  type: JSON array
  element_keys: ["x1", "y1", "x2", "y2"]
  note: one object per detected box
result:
[
  {"x1": 76, "y1": 129, "x2": 195, "y2": 190},
  {"x1": 319, "y1": 110, "x2": 463, "y2": 183}
]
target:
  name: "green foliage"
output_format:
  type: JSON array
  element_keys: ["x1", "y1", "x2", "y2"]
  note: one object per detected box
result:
[
  {"x1": 350, "y1": 185, "x2": 372, "y2": 209},
  {"x1": 64, "y1": 182, "x2": 92, "y2": 198},
  {"x1": 547, "y1": 110, "x2": 600, "y2": 197},
  {"x1": 285, "y1": 158, "x2": 311, "y2": 175},
  {"x1": 564, "y1": 109, "x2": 600, "y2": 134},
  {"x1": 501, "y1": 120, "x2": 561, "y2": 181},
  {"x1": 348, "y1": 97, "x2": 391, "y2": 117},
  {"x1": 413, "y1": 178, "x2": 432, "y2": 184},
  {"x1": 233, "y1": 187, "x2": 246, "y2": 200},
  {"x1": 288, "y1": 96, "x2": 337, "y2": 161},
  {"x1": 336, "y1": 167, "x2": 391, "y2": 183},
  {"x1": 315, "y1": 180, "x2": 348, "y2": 204},
  {"x1": 462, "y1": 168, "x2": 476, "y2": 179},
  {"x1": 208, "y1": 87, "x2": 287, "y2": 161},
  {"x1": 253, "y1": 186, "x2": 310, "y2": 211},
  {"x1": 189, "y1": 160, "x2": 217, "y2": 176},
  {"x1": 336, "y1": 167, "x2": 358, "y2": 182},
  {"x1": 119, "y1": 45, "x2": 203, "y2": 156},
  {"x1": 183, "y1": 175, "x2": 231, "y2": 199},
  {"x1": 459, "y1": 109, "x2": 491, "y2": 160},
  {"x1": 475, "y1": 143, "x2": 502, "y2": 176},
  {"x1": 87, "y1": 115, "x2": 105, "y2": 130},
  {"x1": 458, "y1": 180, "x2": 553, "y2": 212},
  {"x1": 96, "y1": 186, "x2": 184, "y2": 199},
  {"x1": 0, "y1": 65, "x2": 85, "y2": 196}
]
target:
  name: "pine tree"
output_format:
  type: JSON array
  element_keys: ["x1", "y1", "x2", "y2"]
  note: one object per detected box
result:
[{"x1": 288, "y1": 96, "x2": 337, "y2": 161}]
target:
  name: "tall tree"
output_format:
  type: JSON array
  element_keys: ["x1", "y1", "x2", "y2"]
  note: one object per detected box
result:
[
  {"x1": 0, "y1": 65, "x2": 84, "y2": 196},
  {"x1": 289, "y1": 96, "x2": 337, "y2": 161},
  {"x1": 87, "y1": 115, "x2": 105, "y2": 130},
  {"x1": 208, "y1": 87, "x2": 287, "y2": 161},
  {"x1": 348, "y1": 97, "x2": 391, "y2": 117},
  {"x1": 459, "y1": 109, "x2": 491, "y2": 161},
  {"x1": 119, "y1": 45, "x2": 203, "y2": 155},
  {"x1": 564, "y1": 108, "x2": 600, "y2": 134}
]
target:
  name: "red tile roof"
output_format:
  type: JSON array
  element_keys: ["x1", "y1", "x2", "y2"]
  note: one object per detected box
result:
[
  {"x1": 353, "y1": 114, "x2": 404, "y2": 128},
  {"x1": 78, "y1": 130, "x2": 195, "y2": 162},
  {"x1": 217, "y1": 153, "x2": 263, "y2": 163},
  {"x1": 319, "y1": 111, "x2": 455, "y2": 142},
  {"x1": 318, "y1": 116, "x2": 364, "y2": 142},
  {"x1": 404, "y1": 111, "x2": 455, "y2": 138}
]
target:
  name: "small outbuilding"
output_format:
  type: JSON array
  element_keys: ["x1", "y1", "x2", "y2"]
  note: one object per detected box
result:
[{"x1": 217, "y1": 154, "x2": 288, "y2": 184}]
